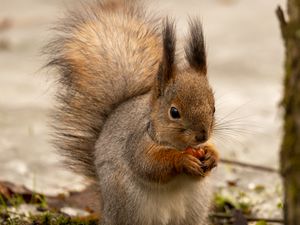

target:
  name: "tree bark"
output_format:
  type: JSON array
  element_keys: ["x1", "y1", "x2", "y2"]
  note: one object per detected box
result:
[{"x1": 277, "y1": 1, "x2": 300, "y2": 224}]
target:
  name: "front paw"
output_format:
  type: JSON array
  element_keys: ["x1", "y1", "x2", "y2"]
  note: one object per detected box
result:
[
  {"x1": 200, "y1": 144, "x2": 219, "y2": 174},
  {"x1": 178, "y1": 153, "x2": 204, "y2": 177}
]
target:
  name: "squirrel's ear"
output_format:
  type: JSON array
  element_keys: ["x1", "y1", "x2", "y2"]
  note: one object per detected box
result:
[
  {"x1": 155, "y1": 18, "x2": 176, "y2": 98},
  {"x1": 185, "y1": 19, "x2": 207, "y2": 74}
]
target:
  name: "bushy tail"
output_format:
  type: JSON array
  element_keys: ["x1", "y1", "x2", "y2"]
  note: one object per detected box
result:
[{"x1": 45, "y1": 0, "x2": 161, "y2": 178}]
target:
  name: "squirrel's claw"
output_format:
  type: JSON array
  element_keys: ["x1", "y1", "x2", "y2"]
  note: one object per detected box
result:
[
  {"x1": 200, "y1": 145, "x2": 219, "y2": 174},
  {"x1": 180, "y1": 154, "x2": 205, "y2": 177},
  {"x1": 180, "y1": 144, "x2": 219, "y2": 177}
]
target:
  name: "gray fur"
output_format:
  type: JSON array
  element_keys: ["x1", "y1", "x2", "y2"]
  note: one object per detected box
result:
[
  {"x1": 47, "y1": 0, "x2": 216, "y2": 224},
  {"x1": 95, "y1": 94, "x2": 212, "y2": 225}
]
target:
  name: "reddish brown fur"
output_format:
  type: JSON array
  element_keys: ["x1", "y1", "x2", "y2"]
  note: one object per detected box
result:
[
  {"x1": 46, "y1": 0, "x2": 162, "y2": 178},
  {"x1": 131, "y1": 135, "x2": 219, "y2": 183},
  {"x1": 47, "y1": 1, "x2": 219, "y2": 223},
  {"x1": 47, "y1": 0, "x2": 218, "y2": 185}
]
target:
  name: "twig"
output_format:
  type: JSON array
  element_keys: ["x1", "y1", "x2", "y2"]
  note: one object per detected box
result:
[
  {"x1": 276, "y1": 6, "x2": 287, "y2": 40},
  {"x1": 276, "y1": 6, "x2": 287, "y2": 27},
  {"x1": 220, "y1": 159, "x2": 279, "y2": 173},
  {"x1": 210, "y1": 212, "x2": 284, "y2": 223}
]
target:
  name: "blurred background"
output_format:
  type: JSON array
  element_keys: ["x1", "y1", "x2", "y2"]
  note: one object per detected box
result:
[{"x1": 0, "y1": 0, "x2": 283, "y2": 218}]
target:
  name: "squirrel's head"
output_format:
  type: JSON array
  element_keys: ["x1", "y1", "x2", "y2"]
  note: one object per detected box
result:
[{"x1": 150, "y1": 19, "x2": 215, "y2": 150}]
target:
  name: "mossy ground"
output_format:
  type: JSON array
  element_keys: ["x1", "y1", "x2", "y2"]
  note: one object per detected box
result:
[
  {"x1": 0, "y1": 212, "x2": 99, "y2": 225},
  {"x1": 0, "y1": 191, "x2": 273, "y2": 225},
  {"x1": 0, "y1": 177, "x2": 283, "y2": 225}
]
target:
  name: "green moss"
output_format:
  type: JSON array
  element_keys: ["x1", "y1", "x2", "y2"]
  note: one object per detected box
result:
[
  {"x1": 256, "y1": 221, "x2": 267, "y2": 225},
  {"x1": 31, "y1": 194, "x2": 48, "y2": 209},
  {"x1": 277, "y1": 201, "x2": 283, "y2": 209},
  {"x1": 0, "y1": 194, "x2": 8, "y2": 212},
  {"x1": 30, "y1": 213, "x2": 99, "y2": 225},
  {"x1": 0, "y1": 193, "x2": 47, "y2": 210},
  {"x1": 213, "y1": 193, "x2": 252, "y2": 215},
  {"x1": 0, "y1": 212, "x2": 99, "y2": 225},
  {"x1": 9, "y1": 195, "x2": 25, "y2": 208}
]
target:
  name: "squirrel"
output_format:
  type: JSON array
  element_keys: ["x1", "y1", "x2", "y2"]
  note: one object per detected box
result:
[{"x1": 46, "y1": 0, "x2": 219, "y2": 224}]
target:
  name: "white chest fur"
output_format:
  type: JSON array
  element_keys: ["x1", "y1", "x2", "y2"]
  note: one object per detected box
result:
[{"x1": 135, "y1": 176, "x2": 211, "y2": 225}]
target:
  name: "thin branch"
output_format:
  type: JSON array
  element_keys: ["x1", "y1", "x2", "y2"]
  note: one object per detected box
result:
[
  {"x1": 220, "y1": 158, "x2": 279, "y2": 173},
  {"x1": 276, "y1": 6, "x2": 287, "y2": 39},
  {"x1": 210, "y1": 212, "x2": 284, "y2": 223},
  {"x1": 276, "y1": 6, "x2": 287, "y2": 27}
]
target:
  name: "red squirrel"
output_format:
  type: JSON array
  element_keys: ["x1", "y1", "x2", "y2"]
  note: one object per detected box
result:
[{"x1": 46, "y1": 1, "x2": 219, "y2": 224}]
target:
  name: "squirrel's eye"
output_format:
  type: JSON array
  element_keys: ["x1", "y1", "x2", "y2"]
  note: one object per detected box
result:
[{"x1": 170, "y1": 107, "x2": 180, "y2": 119}]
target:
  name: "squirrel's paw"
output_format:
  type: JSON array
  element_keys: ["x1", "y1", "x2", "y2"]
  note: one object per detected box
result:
[
  {"x1": 200, "y1": 144, "x2": 219, "y2": 174},
  {"x1": 179, "y1": 153, "x2": 204, "y2": 177},
  {"x1": 180, "y1": 144, "x2": 218, "y2": 177}
]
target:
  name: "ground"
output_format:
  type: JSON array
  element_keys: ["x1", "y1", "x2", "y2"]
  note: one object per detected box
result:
[{"x1": 0, "y1": 0, "x2": 284, "y2": 223}]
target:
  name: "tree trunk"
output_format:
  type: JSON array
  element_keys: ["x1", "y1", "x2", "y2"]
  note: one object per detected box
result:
[{"x1": 277, "y1": 1, "x2": 300, "y2": 224}]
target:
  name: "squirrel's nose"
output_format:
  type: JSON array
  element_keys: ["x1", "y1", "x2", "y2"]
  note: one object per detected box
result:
[{"x1": 195, "y1": 130, "x2": 208, "y2": 143}]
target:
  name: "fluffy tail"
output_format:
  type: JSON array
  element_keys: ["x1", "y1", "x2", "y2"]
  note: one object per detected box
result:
[{"x1": 46, "y1": 0, "x2": 161, "y2": 178}]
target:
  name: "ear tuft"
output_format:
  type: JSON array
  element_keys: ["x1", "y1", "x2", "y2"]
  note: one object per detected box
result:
[
  {"x1": 155, "y1": 18, "x2": 176, "y2": 97},
  {"x1": 161, "y1": 18, "x2": 176, "y2": 78},
  {"x1": 185, "y1": 19, "x2": 207, "y2": 74}
]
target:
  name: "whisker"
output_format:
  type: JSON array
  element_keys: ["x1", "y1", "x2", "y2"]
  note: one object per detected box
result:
[
  {"x1": 213, "y1": 127, "x2": 257, "y2": 134},
  {"x1": 213, "y1": 132, "x2": 248, "y2": 150}
]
